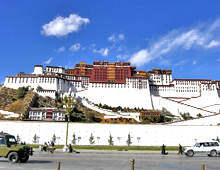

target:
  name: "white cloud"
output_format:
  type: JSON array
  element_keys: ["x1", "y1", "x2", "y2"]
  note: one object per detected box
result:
[
  {"x1": 205, "y1": 40, "x2": 220, "y2": 49},
  {"x1": 159, "y1": 59, "x2": 171, "y2": 66},
  {"x1": 108, "y1": 34, "x2": 125, "y2": 43},
  {"x1": 89, "y1": 44, "x2": 96, "y2": 48},
  {"x1": 118, "y1": 34, "x2": 125, "y2": 40},
  {"x1": 108, "y1": 35, "x2": 115, "y2": 42},
  {"x1": 117, "y1": 47, "x2": 123, "y2": 51},
  {"x1": 41, "y1": 14, "x2": 90, "y2": 37},
  {"x1": 64, "y1": 62, "x2": 71, "y2": 69},
  {"x1": 69, "y1": 43, "x2": 81, "y2": 52},
  {"x1": 44, "y1": 57, "x2": 53, "y2": 64},
  {"x1": 175, "y1": 60, "x2": 188, "y2": 66},
  {"x1": 130, "y1": 49, "x2": 152, "y2": 66},
  {"x1": 193, "y1": 61, "x2": 197, "y2": 65},
  {"x1": 129, "y1": 18, "x2": 220, "y2": 67},
  {"x1": 93, "y1": 48, "x2": 109, "y2": 56},
  {"x1": 217, "y1": 59, "x2": 220, "y2": 62},
  {"x1": 55, "y1": 46, "x2": 65, "y2": 52},
  {"x1": 117, "y1": 54, "x2": 129, "y2": 60},
  {"x1": 117, "y1": 45, "x2": 126, "y2": 51}
]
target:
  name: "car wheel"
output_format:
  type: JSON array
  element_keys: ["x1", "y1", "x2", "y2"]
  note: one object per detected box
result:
[
  {"x1": 210, "y1": 150, "x2": 217, "y2": 157},
  {"x1": 187, "y1": 150, "x2": 194, "y2": 157},
  {"x1": 19, "y1": 155, "x2": 29, "y2": 163},
  {"x1": 8, "y1": 152, "x2": 19, "y2": 163}
]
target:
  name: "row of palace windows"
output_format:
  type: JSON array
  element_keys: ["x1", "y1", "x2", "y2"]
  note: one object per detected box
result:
[
  {"x1": 176, "y1": 86, "x2": 198, "y2": 89},
  {"x1": 69, "y1": 83, "x2": 80, "y2": 87},
  {"x1": 8, "y1": 77, "x2": 56, "y2": 84},
  {"x1": 151, "y1": 89, "x2": 174, "y2": 91},
  {"x1": 92, "y1": 84, "x2": 129, "y2": 88},
  {"x1": 151, "y1": 80, "x2": 162, "y2": 83},
  {"x1": 30, "y1": 116, "x2": 65, "y2": 121},
  {"x1": 91, "y1": 83, "x2": 148, "y2": 89},
  {"x1": 176, "y1": 81, "x2": 202, "y2": 85},
  {"x1": 202, "y1": 88, "x2": 215, "y2": 91},
  {"x1": 132, "y1": 85, "x2": 147, "y2": 89},
  {"x1": 29, "y1": 112, "x2": 65, "y2": 116},
  {"x1": 46, "y1": 68, "x2": 63, "y2": 72},
  {"x1": 176, "y1": 90, "x2": 198, "y2": 92},
  {"x1": 65, "y1": 75, "x2": 79, "y2": 80},
  {"x1": 94, "y1": 72, "x2": 129, "y2": 76}
]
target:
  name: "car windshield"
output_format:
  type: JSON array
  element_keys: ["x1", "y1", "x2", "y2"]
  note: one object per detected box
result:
[
  {"x1": 194, "y1": 143, "x2": 200, "y2": 147},
  {"x1": 6, "y1": 136, "x2": 17, "y2": 145}
]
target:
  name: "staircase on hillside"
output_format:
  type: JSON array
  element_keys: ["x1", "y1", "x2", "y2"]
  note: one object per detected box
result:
[
  {"x1": 159, "y1": 96, "x2": 219, "y2": 125},
  {"x1": 161, "y1": 96, "x2": 218, "y2": 115}
]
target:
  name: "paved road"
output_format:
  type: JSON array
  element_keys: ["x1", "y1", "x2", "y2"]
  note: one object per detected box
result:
[{"x1": 0, "y1": 151, "x2": 220, "y2": 170}]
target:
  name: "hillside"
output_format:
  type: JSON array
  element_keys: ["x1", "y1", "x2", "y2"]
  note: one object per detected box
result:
[
  {"x1": 0, "y1": 87, "x2": 20, "y2": 110},
  {"x1": 0, "y1": 87, "x2": 104, "y2": 122},
  {"x1": 0, "y1": 87, "x2": 36, "y2": 118}
]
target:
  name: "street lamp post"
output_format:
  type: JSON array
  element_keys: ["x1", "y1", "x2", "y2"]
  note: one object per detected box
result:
[
  {"x1": 63, "y1": 121, "x2": 69, "y2": 152},
  {"x1": 62, "y1": 95, "x2": 75, "y2": 152}
]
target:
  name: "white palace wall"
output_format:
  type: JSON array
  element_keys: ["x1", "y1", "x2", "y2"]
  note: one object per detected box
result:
[
  {"x1": 0, "y1": 121, "x2": 220, "y2": 146},
  {"x1": 170, "y1": 114, "x2": 220, "y2": 125},
  {"x1": 4, "y1": 77, "x2": 80, "y2": 98},
  {"x1": 151, "y1": 95, "x2": 213, "y2": 117},
  {"x1": 77, "y1": 84, "x2": 153, "y2": 109},
  {"x1": 4, "y1": 77, "x2": 58, "y2": 91},
  {"x1": 37, "y1": 90, "x2": 56, "y2": 99},
  {"x1": 182, "y1": 90, "x2": 220, "y2": 111}
]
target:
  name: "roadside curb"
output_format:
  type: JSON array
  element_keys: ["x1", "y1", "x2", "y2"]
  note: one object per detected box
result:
[{"x1": 34, "y1": 149, "x2": 179, "y2": 155}]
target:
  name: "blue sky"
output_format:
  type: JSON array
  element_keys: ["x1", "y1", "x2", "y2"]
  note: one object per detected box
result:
[{"x1": 1, "y1": 0, "x2": 220, "y2": 84}]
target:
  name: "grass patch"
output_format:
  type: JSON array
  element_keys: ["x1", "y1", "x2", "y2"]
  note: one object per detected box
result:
[{"x1": 29, "y1": 144, "x2": 179, "y2": 151}]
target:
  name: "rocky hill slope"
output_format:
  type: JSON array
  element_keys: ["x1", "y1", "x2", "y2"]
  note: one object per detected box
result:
[{"x1": 0, "y1": 86, "x2": 104, "y2": 122}]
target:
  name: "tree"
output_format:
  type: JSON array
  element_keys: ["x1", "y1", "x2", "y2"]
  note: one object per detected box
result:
[
  {"x1": 17, "y1": 86, "x2": 28, "y2": 99},
  {"x1": 126, "y1": 133, "x2": 132, "y2": 146},
  {"x1": 71, "y1": 133, "x2": 76, "y2": 145},
  {"x1": 197, "y1": 113, "x2": 202, "y2": 118},
  {"x1": 62, "y1": 95, "x2": 75, "y2": 122},
  {"x1": 36, "y1": 85, "x2": 42, "y2": 91},
  {"x1": 52, "y1": 134, "x2": 56, "y2": 143},
  {"x1": 33, "y1": 133, "x2": 37, "y2": 144},
  {"x1": 89, "y1": 133, "x2": 95, "y2": 145},
  {"x1": 84, "y1": 112, "x2": 95, "y2": 123},
  {"x1": 180, "y1": 112, "x2": 193, "y2": 120},
  {"x1": 216, "y1": 136, "x2": 220, "y2": 142},
  {"x1": 108, "y1": 133, "x2": 114, "y2": 146}
]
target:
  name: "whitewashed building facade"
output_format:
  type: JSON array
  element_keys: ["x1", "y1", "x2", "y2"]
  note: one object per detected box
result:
[{"x1": 3, "y1": 62, "x2": 220, "y2": 124}]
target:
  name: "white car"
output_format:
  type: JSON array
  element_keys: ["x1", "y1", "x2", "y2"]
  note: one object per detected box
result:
[{"x1": 183, "y1": 141, "x2": 220, "y2": 157}]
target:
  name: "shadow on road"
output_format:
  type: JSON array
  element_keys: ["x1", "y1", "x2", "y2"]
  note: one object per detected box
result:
[
  {"x1": 0, "y1": 160, "x2": 52, "y2": 164},
  {"x1": 25, "y1": 160, "x2": 53, "y2": 164}
]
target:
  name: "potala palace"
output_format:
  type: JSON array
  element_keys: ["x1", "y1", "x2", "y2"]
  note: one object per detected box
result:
[{"x1": 3, "y1": 61, "x2": 220, "y2": 125}]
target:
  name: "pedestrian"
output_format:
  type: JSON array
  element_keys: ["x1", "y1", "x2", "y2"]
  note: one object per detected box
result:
[
  {"x1": 178, "y1": 143, "x2": 183, "y2": 155},
  {"x1": 68, "y1": 143, "x2": 73, "y2": 153},
  {"x1": 161, "y1": 144, "x2": 168, "y2": 155},
  {"x1": 48, "y1": 141, "x2": 51, "y2": 146},
  {"x1": 43, "y1": 142, "x2": 47, "y2": 151},
  {"x1": 51, "y1": 141, "x2": 55, "y2": 147}
]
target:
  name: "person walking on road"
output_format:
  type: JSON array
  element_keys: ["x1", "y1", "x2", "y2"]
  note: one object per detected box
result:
[
  {"x1": 178, "y1": 143, "x2": 183, "y2": 155},
  {"x1": 161, "y1": 144, "x2": 168, "y2": 155},
  {"x1": 68, "y1": 144, "x2": 73, "y2": 153}
]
